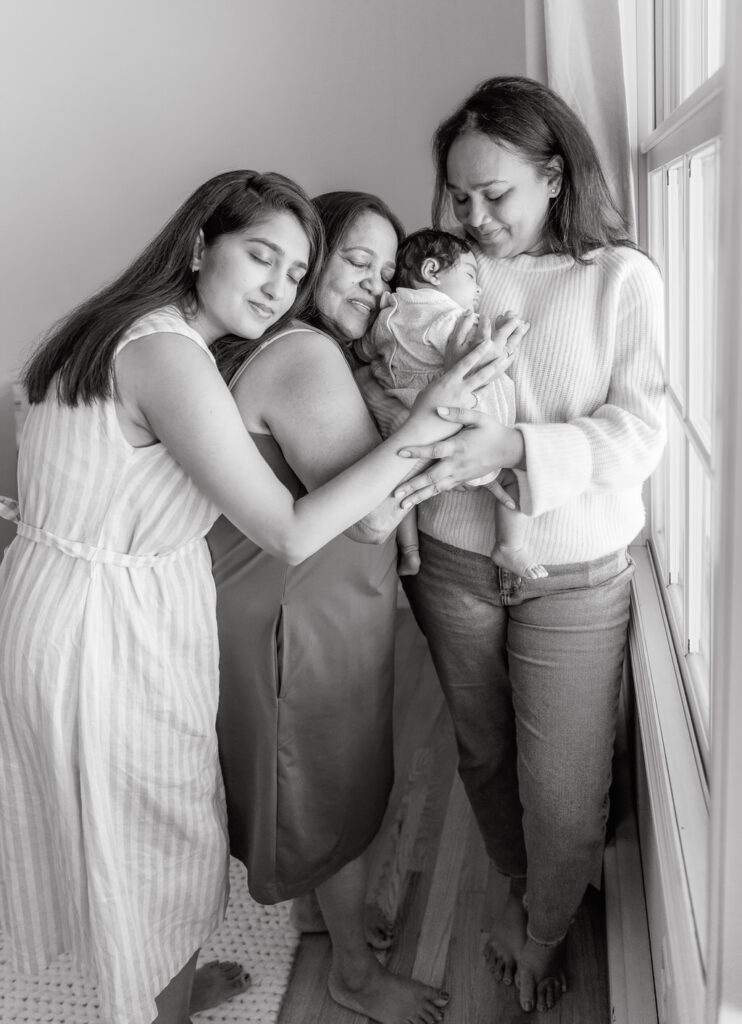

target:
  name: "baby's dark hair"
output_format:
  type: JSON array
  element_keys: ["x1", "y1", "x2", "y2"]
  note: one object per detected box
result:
[{"x1": 393, "y1": 228, "x2": 473, "y2": 289}]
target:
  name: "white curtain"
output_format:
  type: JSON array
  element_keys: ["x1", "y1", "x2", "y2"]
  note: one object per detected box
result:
[{"x1": 542, "y1": 0, "x2": 636, "y2": 238}]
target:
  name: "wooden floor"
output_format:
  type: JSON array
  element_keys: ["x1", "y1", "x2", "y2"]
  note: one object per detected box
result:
[{"x1": 278, "y1": 607, "x2": 610, "y2": 1024}]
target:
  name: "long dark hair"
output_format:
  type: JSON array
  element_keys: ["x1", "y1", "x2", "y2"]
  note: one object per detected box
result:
[
  {"x1": 432, "y1": 76, "x2": 634, "y2": 261},
  {"x1": 24, "y1": 170, "x2": 324, "y2": 405},
  {"x1": 303, "y1": 191, "x2": 405, "y2": 334}
]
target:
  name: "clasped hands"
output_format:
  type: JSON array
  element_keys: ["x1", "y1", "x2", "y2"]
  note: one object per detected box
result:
[{"x1": 401, "y1": 311, "x2": 528, "y2": 510}]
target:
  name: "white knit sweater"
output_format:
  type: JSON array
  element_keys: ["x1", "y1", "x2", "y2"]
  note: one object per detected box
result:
[{"x1": 362, "y1": 245, "x2": 666, "y2": 566}]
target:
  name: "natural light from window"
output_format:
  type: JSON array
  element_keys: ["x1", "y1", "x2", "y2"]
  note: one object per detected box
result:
[{"x1": 648, "y1": 0, "x2": 723, "y2": 767}]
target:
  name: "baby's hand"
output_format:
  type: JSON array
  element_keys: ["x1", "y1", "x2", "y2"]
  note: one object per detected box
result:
[{"x1": 492, "y1": 310, "x2": 529, "y2": 359}]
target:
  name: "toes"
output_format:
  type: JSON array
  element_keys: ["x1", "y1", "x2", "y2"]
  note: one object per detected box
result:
[
  {"x1": 536, "y1": 981, "x2": 550, "y2": 1012},
  {"x1": 536, "y1": 978, "x2": 557, "y2": 1012},
  {"x1": 483, "y1": 942, "x2": 513, "y2": 984},
  {"x1": 221, "y1": 961, "x2": 244, "y2": 980},
  {"x1": 422, "y1": 990, "x2": 449, "y2": 1012},
  {"x1": 535, "y1": 974, "x2": 568, "y2": 1012},
  {"x1": 524, "y1": 565, "x2": 548, "y2": 580},
  {"x1": 518, "y1": 968, "x2": 536, "y2": 1013}
]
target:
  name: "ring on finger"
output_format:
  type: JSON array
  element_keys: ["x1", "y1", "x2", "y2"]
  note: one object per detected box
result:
[
  {"x1": 470, "y1": 390, "x2": 481, "y2": 408},
  {"x1": 504, "y1": 344, "x2": 512, "y2": 358}
]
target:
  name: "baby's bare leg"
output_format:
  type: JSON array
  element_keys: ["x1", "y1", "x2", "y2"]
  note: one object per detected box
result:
[
  {"x1": 397, "y1": 511, "x2": 421, "y2": 577},
  {"x1": 492, "y1": 471, "x2": 548, "y2": 580}
]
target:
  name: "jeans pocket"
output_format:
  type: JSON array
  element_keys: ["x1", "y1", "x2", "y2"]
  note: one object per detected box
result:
[{"x1": 584, "y1": 549, "x2": 634, "y2": 590}]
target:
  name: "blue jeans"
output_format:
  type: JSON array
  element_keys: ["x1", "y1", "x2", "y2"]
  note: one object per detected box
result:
[{"x1": 402, "y1": 533, "x2": 634, "y2": 945}]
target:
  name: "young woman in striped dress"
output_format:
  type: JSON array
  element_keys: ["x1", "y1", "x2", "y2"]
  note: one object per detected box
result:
[
  {"x1": 377, "y1": 77, "x2": 666, "y2": 1015},
  {"x1": 0, "y1": 169, "x2": 490, "y2": 1024}
]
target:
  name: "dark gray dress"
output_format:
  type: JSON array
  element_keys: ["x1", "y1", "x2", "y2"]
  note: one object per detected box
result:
[{"x1": 208, "y1": 327, "x2": 398, "y2": 904}]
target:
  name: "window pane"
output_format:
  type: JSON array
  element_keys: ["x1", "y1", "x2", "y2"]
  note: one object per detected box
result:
[
  {"x1": 687, "y1": 443, "x2": 712, "y2": 748},
  {"x1": 661, "y1": 0, "x2": 725, "y2": 114},
  {"x1": 687, "y1": 141, "x2": 719, "y2": 451},
  {"x1": 649, "y1": 168, "x2": 665, "y2": 279},
  {"x1": 666, "y1": 161, "x2": 686, "y2": 407},
  {"x1": 666, "y1": 410, "x2": 686, "y2": 632},
  {"x1": 680, "y1": 0, "x2": 705, "y2": 101},
  {"x1": 651, "y1": 428, "x2": 669, "y2": 571},
  {"x1": 706, "y1": 0, "x2": 724, "y2": 77}
]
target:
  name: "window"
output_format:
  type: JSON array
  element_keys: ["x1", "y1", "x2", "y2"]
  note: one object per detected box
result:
[
  {"x1": 647, "y1": 137, "x2": 719, "y2": 760},
  {"x1": 644, "y1": 0, "x2": 723, "y2": 773},
  {"x1": 632, "y1": 1, "x2": 726, "y2": 1020},
  {"x1": 658, "y1": 0, "x2": 725, "y2": 116}
]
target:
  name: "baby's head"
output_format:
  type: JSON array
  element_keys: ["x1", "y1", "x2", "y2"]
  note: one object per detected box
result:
[{"x1": 393, "y1": 229, "x2": 480, "y2": 311}]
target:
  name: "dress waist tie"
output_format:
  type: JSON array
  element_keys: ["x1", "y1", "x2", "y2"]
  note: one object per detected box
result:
[{"x1": 0, "y1": 496, "x2": 205, "y2": 568}]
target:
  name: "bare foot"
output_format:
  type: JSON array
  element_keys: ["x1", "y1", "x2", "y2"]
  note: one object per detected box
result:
[
  {"x1": 364, "y1": 902, "x2": 397, "y2": 950},
  {"x1": 484, "y1": 886, "x2": 527, "y2": 986},
  {"x1": 491, "y1": 543, "x2": 548, "y2": 580},
  {"x1": 398, "y1": 546, "x2": 421, "y2": 577},
  {"x1": 516, "y1": 937, "x2": 567, "y2": 1013},
  {"x1": 189, "y1": 960, "x2": 250, "y2": 1015},
  {"x1": 328, "y1": 954, "x2": 449, "y2": 1024}
]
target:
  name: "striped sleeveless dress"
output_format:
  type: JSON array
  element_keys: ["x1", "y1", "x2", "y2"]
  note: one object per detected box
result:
[{"x1": 0, "y1": 308, "x2": 229, "y2": 1024}]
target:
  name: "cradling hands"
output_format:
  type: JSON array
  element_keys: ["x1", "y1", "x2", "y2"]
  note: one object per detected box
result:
[
  {"x1": 410, "y1": 336, "x2": 505, "y2": 428},
  {"x1": 396, "y1": 408, "x2": 525, "y2": 509}
]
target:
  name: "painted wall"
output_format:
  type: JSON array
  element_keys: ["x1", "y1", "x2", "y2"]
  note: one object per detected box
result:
[{"x1": 0, "y1": 0, "x2": 527, "y2": 548}]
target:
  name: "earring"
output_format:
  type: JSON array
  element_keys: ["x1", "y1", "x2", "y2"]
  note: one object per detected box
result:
[{"x1": 551, "y1": 187, "x2": 558, "y2": 195}]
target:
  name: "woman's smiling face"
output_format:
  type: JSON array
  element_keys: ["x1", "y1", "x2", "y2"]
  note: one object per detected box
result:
[
  {"x1": 446, "y1": 132, "x2": 560, "y2": 258},
  {"x1": 314, "y1": 210, "x2": 398, "y2": 342},
  {"x1": 192, "y1": 209, "x2": 310, "y2": 343}
]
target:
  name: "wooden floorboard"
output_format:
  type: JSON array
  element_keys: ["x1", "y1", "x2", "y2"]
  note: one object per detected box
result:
[{"x1": 278, "y1": 608, "x2": 610, "y2": 1024}]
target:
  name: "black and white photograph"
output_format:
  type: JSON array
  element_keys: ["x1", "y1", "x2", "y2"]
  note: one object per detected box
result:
[{"x1": 1, "y1": 2, "x2": 740, "y2": 1022}]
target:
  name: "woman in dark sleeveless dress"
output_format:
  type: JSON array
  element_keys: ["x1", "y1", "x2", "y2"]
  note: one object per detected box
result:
[{"x1": 208, "y1": 192, "x2": 451, "y2": 1024}]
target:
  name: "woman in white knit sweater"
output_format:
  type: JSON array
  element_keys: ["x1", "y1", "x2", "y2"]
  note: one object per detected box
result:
[{"x1": 392, "y1": 77, "x2": 666, "y2": 1015}]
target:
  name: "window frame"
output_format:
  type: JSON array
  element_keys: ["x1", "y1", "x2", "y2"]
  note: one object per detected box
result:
[
  {"x1": 637, "y1": 13, "x2": 721, "y2": 955},
  {"x1": 631, "y1": 0, "x2": 742, "y2": 1021}
]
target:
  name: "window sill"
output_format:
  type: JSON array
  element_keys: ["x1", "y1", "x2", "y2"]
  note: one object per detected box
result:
[{"x1": 625, "y1": 543, "x2": 707, "y2": 1024}]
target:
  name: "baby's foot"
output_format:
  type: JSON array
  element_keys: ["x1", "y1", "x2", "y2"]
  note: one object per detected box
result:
[
  {"x1": 189, "y1": 960, "x2": 250, "y2": 1014},
  {"x1": 516, "y1": 937, "x2": 568, "y2": 1013},
  {"x1": 398, "y1": 546, "x2": 421, "y2": 576},
  {"x1": 291, "y1": 895, "x2": 396, "y2": 951},
  {"x1": 364, "y1": 902, "x2": 397, "y2": 950},
  {"x1": 484, "y1": 886, "x2": 527, "y2": 986},
  {"x1": 492, "y1": 543, "x2": 548, "y2": 580},
  {"x1": 328, "y1": 954, "x2": 449, "y2": 1024}
]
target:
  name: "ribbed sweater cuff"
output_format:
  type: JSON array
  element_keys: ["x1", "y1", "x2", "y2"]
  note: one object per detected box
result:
[{"x1": 515, "y1": 422, "x2": 592, "y2": 517}]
